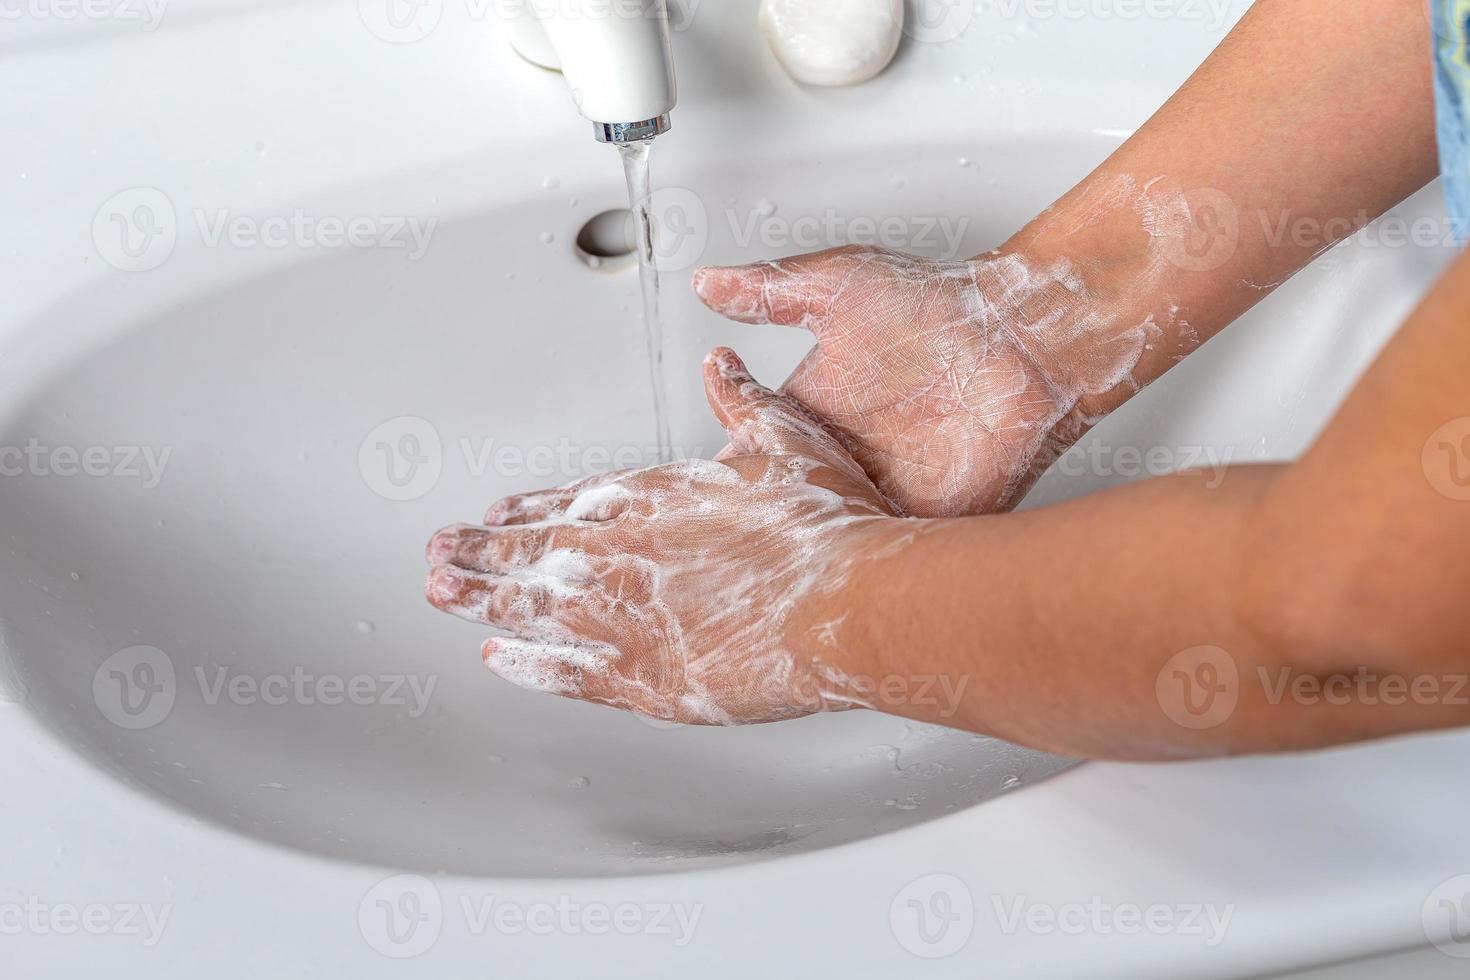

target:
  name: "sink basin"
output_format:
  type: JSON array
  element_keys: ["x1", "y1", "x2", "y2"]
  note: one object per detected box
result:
[
  {"x1": 0, "y1": 135, "x2": 1131, "y2": 878},
  {"x1": 1, "y1": 81, "x2": 1452, "y2": 879}
]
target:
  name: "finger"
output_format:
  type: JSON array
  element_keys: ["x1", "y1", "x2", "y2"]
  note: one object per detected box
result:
[
  {"x1": 692, "y1": 252, "x2": 847, "y2": 334},
  {"x1": 702, "y1": 347, "x2": 870, "y2": 484},
  {"x1": 484, "y1": 636, "x2": 684, "y2": 720},
  {"x1": 484, "y1": 470, "x2": 635, "y2": 526},
  {"x1": 482, "y1": 637, "x2": 621, "y2": 700},
  {"x1": 427, "y1": 522, "x2": 581, "y2": 572},
  {"x1": 426, "y1": 563, "x2": 595, "y2": 628}
]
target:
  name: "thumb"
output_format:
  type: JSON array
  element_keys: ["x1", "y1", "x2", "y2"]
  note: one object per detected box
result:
[{"x1": 702, "y1": 347, "x2": 869, "y2": 485}]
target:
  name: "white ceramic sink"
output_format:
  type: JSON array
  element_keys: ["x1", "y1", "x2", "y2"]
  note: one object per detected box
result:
[
  {"x1": 4, "y1": 1, "x2": 1468, "y2": 976},
  {"x1": 0, "y1": 134, "x2": 1110, "y2": 878}
]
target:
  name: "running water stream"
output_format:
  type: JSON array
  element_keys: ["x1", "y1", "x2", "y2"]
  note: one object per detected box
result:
[{"x1": 617, "y1": 140, "x2": 674, "y2": 464}]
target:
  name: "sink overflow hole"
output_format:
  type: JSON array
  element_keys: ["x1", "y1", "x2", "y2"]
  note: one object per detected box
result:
[{"x1": 576, "y1": 209, "x2": 637, "y2": 271}]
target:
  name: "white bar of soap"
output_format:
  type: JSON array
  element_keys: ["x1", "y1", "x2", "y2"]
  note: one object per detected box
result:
[{"x1": 759, "y1": 0, "x2": 905, "y2": 87}]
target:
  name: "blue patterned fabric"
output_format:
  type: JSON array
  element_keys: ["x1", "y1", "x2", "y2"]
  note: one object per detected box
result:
[{"x1": 1434, "y1": 0, "x2": 1470, "y2": 244}]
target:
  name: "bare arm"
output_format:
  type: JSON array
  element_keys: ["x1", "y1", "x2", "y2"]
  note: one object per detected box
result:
[
  {"x1": 1011, "y1": 0, "x2": 1440, "y2": 420},
  {"x1": 805, "y1": 244, "x2": 1470, "y2": 760},
  {"x1": 691, "y1": 0, "x2": 1439, "y2": 515}
]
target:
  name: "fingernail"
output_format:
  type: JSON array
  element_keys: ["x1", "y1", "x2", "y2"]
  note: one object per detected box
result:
[
  {"x1": 426, "y1": 529, "x2": 457, "y2": 564},
  {"x1": 425, "y1": 565, "x2": 459, "y2": 606},
  {"x1": 705, "y1": 346, "x2": 747, "y2": 379}
]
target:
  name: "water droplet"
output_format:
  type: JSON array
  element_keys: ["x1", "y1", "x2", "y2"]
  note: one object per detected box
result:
[
  {"x1": 69, "y1": 572, "x2": 80, "y2": 582},
  {"x1": 538, "y1": 231, "x2": 555, "y2": 245},
  {"x1": 567, "y1": 776, "x2": 591, "y2": 789},
  {"x1": 486, "y1": 753, "x2": 506, "y2": 764},
  {"x1": 1001, "y1": 774, "x2": 1022, "y2": 790},
  {"x1": 890, "y1": 175, "x2": 907, "y2": 190},
  {"x1": 957, "y1": 157, "x2": 971, "y2": 168},
  {"x1": 541, "y1": 176, "x2": 560, "y2": 190},
  {"x1": 355, "y1": 620, "x2": 376, "y2": 635},
  {"x1": 754, "y1": 198, "x2": 777, "y2": 217}
]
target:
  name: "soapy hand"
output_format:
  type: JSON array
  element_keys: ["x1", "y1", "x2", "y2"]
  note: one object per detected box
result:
[
  {"x1": 693, "y1": 244, "x2": 1160, "y2": 517},
  {"x1": 425, "y1": 348, "x2": 899, "y2": 725}
]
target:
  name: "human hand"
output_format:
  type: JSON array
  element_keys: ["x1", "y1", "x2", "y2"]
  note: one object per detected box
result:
[
  {"x1": 425, "y1": 348, "x2": 903, "y2": 725},
  {"x1": 693, "y1": 243, "x2": 1172, "y2": 517}
]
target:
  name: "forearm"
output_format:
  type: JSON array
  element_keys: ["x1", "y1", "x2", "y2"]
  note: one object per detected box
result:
[
  {"x1": 1001, "y1": 0, "x2": 1438, "y2": 419},
  {"x1": 806, "y1": 249, "x2": 1470, "y2": 761},
  {"x1": 811, "y1": 468, "x2": 1285, "y2": 760}
]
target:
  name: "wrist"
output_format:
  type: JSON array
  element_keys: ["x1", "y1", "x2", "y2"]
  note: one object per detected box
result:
[
  {"x1": 990, "y1": 173, "x2": 1204, "y2": 424},
  {"x1": 786, "y1": 516, "x2": 963, "y2": 722}
]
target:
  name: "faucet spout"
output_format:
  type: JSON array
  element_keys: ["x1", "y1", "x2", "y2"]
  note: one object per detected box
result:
[{"x1": 510, "y1": 0, "x2": 678, "y2": 144}]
